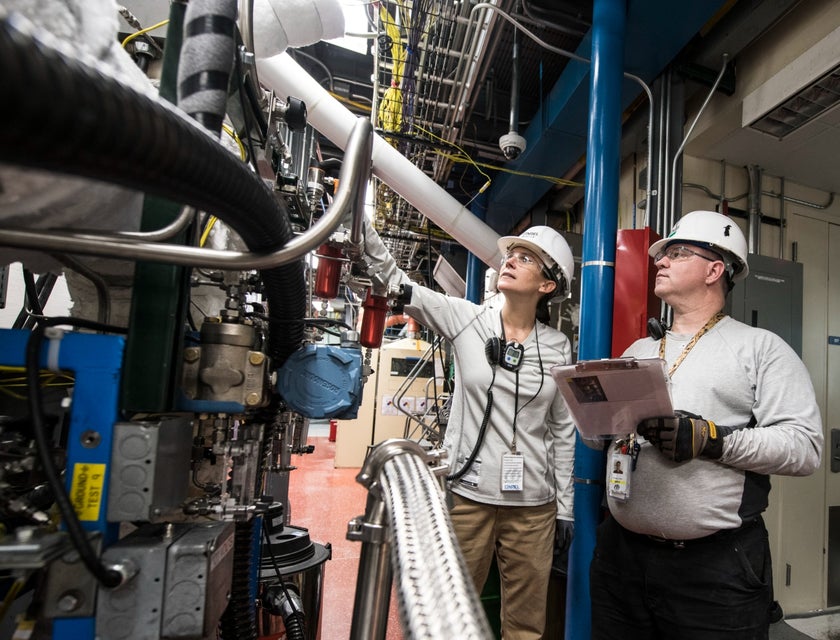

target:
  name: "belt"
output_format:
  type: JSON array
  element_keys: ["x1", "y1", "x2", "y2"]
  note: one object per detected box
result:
[{"x1": 622, "y1": 517, "x2": 762, "y2": 550}]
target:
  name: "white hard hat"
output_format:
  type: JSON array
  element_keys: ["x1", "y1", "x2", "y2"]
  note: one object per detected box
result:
[
  {"x1": 649, "y1": 210, "x2": 749, "y2": 282},
  {"x1": 498, "y1": 226, "x2": 575, "y2": 298}
]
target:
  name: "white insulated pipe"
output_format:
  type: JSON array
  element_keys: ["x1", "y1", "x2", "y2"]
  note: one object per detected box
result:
[{"x1": 258, "y1": 52, "x2": 503, "y2": 269}]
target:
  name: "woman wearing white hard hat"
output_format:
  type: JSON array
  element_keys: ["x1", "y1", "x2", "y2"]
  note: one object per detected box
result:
[{"x1": 363, "y1": 219, "x2": 576, "y2": 640}]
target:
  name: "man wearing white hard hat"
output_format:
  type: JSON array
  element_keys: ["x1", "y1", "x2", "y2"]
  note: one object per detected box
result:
[
  {"x1": 363, "y1": 219, "x2": 576, "y2": 639},
  {"x1": 590, "y1": 210, "x2": 823, "y2": 639}
]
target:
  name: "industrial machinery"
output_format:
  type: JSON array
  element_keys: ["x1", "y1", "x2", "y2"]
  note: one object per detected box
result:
[{"x1": 0, "y1": 1, "x2": 496, "y2": 639}]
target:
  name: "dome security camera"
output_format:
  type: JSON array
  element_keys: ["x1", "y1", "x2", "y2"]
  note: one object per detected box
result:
[{"x1": 499, "y1": 131, "x2": 526, "y2": 160}]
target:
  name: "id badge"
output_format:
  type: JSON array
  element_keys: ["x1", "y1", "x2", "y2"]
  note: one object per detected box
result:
[
  {"x1": 608, "y1": 451, "x2": 632, "y2": 501},
  {"x1": 501, "y1": 452, "x2": 524, "y2": 492}
]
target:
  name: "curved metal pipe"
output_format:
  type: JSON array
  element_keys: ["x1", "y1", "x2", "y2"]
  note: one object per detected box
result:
[
  {"x1": 119, "y1": 205, "x2": 196, "y2": 240},
  {"x1": 0, "y1": 119, "x2": 373, "y2": 269},
  {"x1": 669, "y1": 54, "x2": 729, "y2": 221}
]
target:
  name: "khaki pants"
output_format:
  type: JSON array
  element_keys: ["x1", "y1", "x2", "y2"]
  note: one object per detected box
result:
[{"x1": 450, "y1": 494, "x2": 556, "y2": 640}]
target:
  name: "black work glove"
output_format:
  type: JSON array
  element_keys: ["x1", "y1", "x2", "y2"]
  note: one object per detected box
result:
[
  {"x1": 636, "y1": 410, "x2": 731, "y2": 462},
  {"x1": 554, "y1": 519, "x2": 574, "y2": 554}
]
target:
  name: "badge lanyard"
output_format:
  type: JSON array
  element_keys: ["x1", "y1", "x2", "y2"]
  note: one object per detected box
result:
[
  {"x1": 502, "y1": 369, "x2": 524, "y2": 491},
  {"x1": 659, "y1": 311, "x2": 725, "y2": 377}
]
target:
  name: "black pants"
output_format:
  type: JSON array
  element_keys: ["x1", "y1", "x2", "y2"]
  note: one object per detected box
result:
[{"x1": 590, "y1": 515, "x2": 771, "y2": 640}]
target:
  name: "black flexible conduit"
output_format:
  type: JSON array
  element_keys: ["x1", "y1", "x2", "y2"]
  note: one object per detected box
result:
[
  {"x1": 219, "y1": 519, "x2": 258, "y2": 640},
  {"x1": 0, "y1": 11, "x2": 305, "y2": 365}
]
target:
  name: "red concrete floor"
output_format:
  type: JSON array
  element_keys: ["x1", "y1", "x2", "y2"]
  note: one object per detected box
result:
[{"x1": 287, "y1": 437, "x2": 404, "y2": 640}]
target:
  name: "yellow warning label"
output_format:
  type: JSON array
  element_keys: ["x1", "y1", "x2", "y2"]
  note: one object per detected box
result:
[{"x1": 70, "y1": 463, "x2": 106, "y2": 521}]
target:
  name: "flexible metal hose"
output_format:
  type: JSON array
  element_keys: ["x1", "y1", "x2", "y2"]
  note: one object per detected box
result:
[
  {"x1": 0, "y1": 11, "x2": 305, "y2": 365},
  {"x1": 376, "y1": 446, "x2": 491, "y2": 639}
]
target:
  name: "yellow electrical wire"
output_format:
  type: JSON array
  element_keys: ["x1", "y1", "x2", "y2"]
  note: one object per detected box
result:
[
  {"x1": 438, "y1": 152, "x2": 583, "y2": 188},
  {"x1": 199, "y1": 217, "x2": 219, "y2": 247},
  {"x1": 199, "y1": 125, "x2": 246, "y2": 247},
  {"x1": 329, "y1": 92, "x2": 372, "y2": 113},
  {"x1": 412, "y1": 123, "x2": 492, "y2": 186},
  {"x1": 121, "y1": 19, "x2": 170, "y2": 48},
  {"x1": 221, "y1": 124, "x2": 246, "y2": 161},
  {"x1": 0, "y1": 578, "x2": 24, "y2": 623},
  {"x1": 0, "y1": 370, "x2": 74, "y2": 400}
]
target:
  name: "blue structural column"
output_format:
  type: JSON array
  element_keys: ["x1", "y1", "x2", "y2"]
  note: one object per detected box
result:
[
  {"x1": 465, "y1": 192, "x2": 490, "y2": 303},
  {"x1": 565, "y1": 0, "x2": 626, "y2": 639}
]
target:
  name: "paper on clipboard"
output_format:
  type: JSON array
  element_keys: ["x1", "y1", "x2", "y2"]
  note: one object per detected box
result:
[{"x1": 550, "y1": 357, "x2": 673, "y2": 438}]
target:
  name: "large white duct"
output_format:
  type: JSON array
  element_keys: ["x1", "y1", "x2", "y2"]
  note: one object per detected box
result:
[{"x1": 257, "y1": 52, "x2": 504, "y2": 269}]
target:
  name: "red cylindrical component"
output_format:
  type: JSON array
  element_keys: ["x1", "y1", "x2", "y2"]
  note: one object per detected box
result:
[
  {"x1": 360, "y1": 292, "x2": 390, "y2": 348},
  {"x1": 329, "y1": 419, "x2": 338, "y2": 442},
  {"x1": 314, "y1": 243, "x2": 343, "y2": 299}
]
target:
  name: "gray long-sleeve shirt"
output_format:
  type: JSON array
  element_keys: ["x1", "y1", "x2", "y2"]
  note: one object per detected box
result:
[
  {"x1": 609, "y1": 315, "x2": 823, "y2": 539},
  {"x1": 406, "y1": 286, "x2": 576, "y2": 518},
  {"x1": 361, "y1": 217, "x2": 575, "y2": 517}
]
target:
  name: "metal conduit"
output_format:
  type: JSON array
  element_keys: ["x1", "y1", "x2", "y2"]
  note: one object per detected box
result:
[{"x1": 350, "y1": 440, "x2": 491, "y2": 640}]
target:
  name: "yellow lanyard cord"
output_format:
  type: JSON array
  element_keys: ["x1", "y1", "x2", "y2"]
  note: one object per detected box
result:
[{"x1": 659, "y1": 312, "x2": 725, "y2": 377}]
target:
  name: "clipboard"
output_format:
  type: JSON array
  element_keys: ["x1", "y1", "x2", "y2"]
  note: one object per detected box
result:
[{"x1": 549, "y1": 357, "x2": 673, "y2": 438}]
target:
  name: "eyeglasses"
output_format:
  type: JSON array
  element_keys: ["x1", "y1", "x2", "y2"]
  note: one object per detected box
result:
[
  {"x1": 501, "y1": 251, "x2": 544, "y2": 270},
  {"x1": 653, "y1": 244, "x2": 719, "y2": 264}
]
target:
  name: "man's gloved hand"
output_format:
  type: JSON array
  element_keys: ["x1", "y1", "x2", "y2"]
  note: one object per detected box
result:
[
  {"x1": 555, "y1": 519, "x2": 574, "y2": 554},
  {"x1": 636, "y1": 411, "x2": 731, "y2": 462}
]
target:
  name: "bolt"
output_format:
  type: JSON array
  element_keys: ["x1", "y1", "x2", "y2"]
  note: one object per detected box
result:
[
  {"x1": 245, "y1": 392, "x2": 261, "y2": 406},
  {"x1": 15, "y1": 526, "x2": 36, "y2": 543},
  {"x1": 249, "y1": 352, "x2": 265, "y2": 366},
  {"x1": 184, "y1": 347, "x2": 200, "y2": 363},
  {"x1": 80, "y1": 430, "x2": 101, "y2": 448},
  {"x1": 57, "y1": 591, "x2": 82, "y2": 613}
]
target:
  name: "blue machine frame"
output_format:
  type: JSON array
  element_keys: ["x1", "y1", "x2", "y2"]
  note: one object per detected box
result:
[{"x1": 0, "y1": 328, "x2": 125, "y2": 639}]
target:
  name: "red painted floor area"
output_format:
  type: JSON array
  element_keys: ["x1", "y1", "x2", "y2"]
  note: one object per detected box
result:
[{"x1": 287, "y1": 437, "x2": 403, "y2": 640}]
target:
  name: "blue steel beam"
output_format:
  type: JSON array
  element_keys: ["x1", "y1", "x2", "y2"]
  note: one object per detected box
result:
[{"x1": 482, "y1": 0, "x2": 731, "y2": 233}]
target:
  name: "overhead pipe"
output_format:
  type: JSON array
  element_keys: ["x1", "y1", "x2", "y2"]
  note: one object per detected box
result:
[
  {"x1": 747, "y1": 164, "x2": 762, "y2": 254},
  {"x1": 258, "y1": 52, "x2": 504, "y2": 269},
  {"x1": 499, "y1": 18, "x2": 527, "y2": 161},
  {"x1": 566, "y1": 1, "x2": 625, "y2": 639},
  {"x1": 668, "y1": 54, "x2": 729, "y2": 223}
]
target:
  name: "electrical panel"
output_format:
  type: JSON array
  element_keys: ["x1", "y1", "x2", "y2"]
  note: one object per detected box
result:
[{"x1": 726, "y1": 253, "x2": 803, "y2": 356}]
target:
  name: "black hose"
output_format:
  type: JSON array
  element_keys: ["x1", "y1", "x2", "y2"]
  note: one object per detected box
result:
[
  {"x1": 0, "y1": 12, "x2": 305, "y2": 365},
  {"x1": 261, "y1": 519, "x2": 307, "y2": 640}
]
